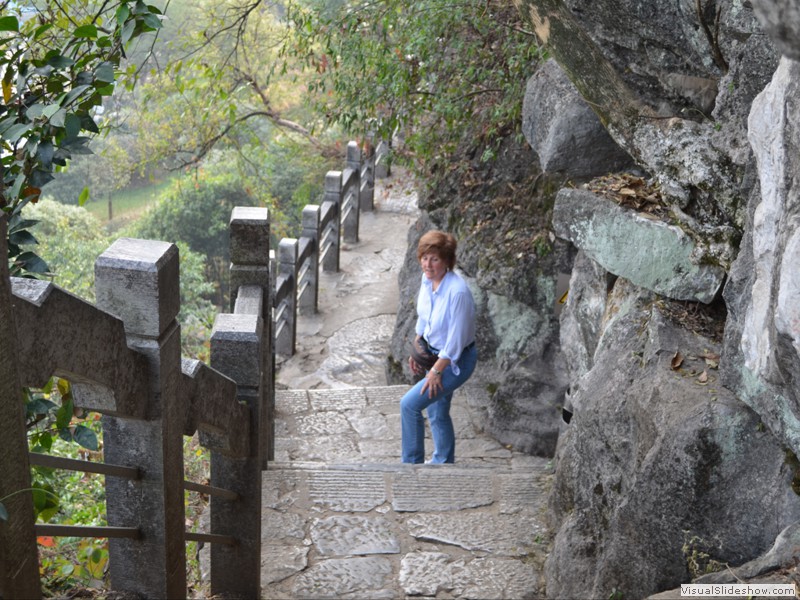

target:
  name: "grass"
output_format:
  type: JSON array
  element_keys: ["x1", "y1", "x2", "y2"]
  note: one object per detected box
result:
[{"x1": 82, "y1": 177, "x2": 175, "y2": 231}]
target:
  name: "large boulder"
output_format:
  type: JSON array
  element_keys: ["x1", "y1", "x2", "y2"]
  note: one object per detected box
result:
[
  {"x1": 546, "y1": 279, "x2": 800, "y2": 599},
  {"x1": 552, "y1": 188, "x2": 727, "y2": 303},
  {"x1": 563, "y1": 0, "x2": 770, "y2": 116},
  {"x1": 522, "y1": 59, "x2": 633, "y2": 179},
  {"x1": 721, "y1": 57, "x2": 800, "y2": 458}
]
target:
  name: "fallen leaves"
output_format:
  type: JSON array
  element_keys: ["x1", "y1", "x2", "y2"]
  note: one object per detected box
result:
[
  {"x1": 669, "y1": 348, "x2": 720, "y2": 386},
  {"x1": 584, "y1": 173, "x2": 668, "y2": 217}
]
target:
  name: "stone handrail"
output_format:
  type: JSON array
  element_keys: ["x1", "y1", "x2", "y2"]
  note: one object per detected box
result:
[
  {"x1": 0, "y1": 211, "x2": 270, "y2": 598},
  {"x1": 272, "y1": 140, "x2": 380, "y2": 356}
]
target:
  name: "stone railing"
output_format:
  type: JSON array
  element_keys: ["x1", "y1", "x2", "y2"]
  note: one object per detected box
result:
[
  {"x1": 273, "y1": 140, "x2": 378, "y2": 356},
  {"x1": 0, "y1": 139, "x2": 385, "y2": 599},
  {"x1": 0, "y1": 209, "x2": 271, "y2": 598}
]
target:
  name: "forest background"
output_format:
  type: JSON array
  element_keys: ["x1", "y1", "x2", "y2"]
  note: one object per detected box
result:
[{"x1": 1, "y1": 0, "x2": 541, "y2": 595}]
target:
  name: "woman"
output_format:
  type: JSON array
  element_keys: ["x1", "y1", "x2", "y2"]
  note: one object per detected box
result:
[{"x1": 401, "y1": 230, "x2": 477, "y2": 464}]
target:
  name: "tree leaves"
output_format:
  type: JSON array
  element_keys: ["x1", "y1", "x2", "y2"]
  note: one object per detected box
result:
[
  {"x1": 286, "y1": 0, "x2": 543, "y2": 170},
  {"x1": 2, "y1": 0, "x2": 164, "y2": 282},
  {"x1": 0, "y1": 15, "x2": 20, "y2": 33}
]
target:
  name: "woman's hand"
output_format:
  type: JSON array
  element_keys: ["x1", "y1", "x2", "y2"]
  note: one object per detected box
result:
[
  {"x1": 421, "y1": 369, "x2": 443, "y2": 398},
  {"x1": 409, "y1": 355, "x2": 424, "y2": 376}
]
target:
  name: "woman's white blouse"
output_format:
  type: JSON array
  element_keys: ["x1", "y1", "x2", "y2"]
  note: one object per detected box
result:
[{"x1": 415, "y1": 270, "x2": 476, "y2": 375}]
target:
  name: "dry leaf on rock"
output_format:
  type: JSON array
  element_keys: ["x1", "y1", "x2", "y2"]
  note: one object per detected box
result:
[{"x1": 671, "y1": 351, "x2": 684, "y2": 370}]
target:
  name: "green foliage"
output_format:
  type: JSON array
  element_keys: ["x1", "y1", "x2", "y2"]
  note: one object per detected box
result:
[
  {"x1": 42, "y1": 136, "x2": 134, "y2": 206},
  {"x1": 286, "y1": 0, "x2": 543, "y2": 172},
  {"x1": 23, "y1": 199, "x2": 110, "y2": 299},
  {"x1": 24, "y1": 198, "x2": 217, "y2": 358},
  {"x1": 39, "y1": 537, "x2": 110, "y2": 595},
  {"x1": 127, "y1": 169, "x2": 258, "y2": 306},
  {"x1": 1, "y1": 0, "x2": 162, "y2": 276}
]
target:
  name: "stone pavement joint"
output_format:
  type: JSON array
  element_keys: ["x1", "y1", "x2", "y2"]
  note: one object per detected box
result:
[{"x1": 264, "y1": 173, "x2": 550, "y2": 599}]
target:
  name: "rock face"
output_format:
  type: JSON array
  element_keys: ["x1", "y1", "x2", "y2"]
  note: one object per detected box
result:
[
  {"x1": 522, "y1": 59, "x2": 633, "y2": 179},
  {"x1": 553, "y1": 188, "x2": 726, "y2": 303},
  {"x1": 392, "y1": 0, "x2": 800, "y2": 597},
  {"x1": 722, "y1": 57, "x2": 800, "y2": 459},
  {"x1": 549, "y1": 276, "x2": 800, "y2": 599}
]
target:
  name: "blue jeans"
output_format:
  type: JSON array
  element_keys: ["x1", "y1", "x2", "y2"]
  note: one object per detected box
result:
[{"x1": 400, "y1": 344, "x2": 478, "y2": 464}]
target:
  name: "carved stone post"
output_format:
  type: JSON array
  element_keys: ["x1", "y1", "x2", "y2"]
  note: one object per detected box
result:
[
  {"x1": 229, "y1": 207, "x2": 270, "y2": 312},
  {"x1": 344, "y1": 141, "x2": 361, "y2": 243},
  {"x1": 228, "y1": 207, "x2": 272, "y2": 464},
  {"x1": 323, "y1": 171, "x2": 343, "y2": 272},
  {"x1": 375, "y1": 139, "x2": 391, "y2": 178},
  {"x1": 300, "y1": 205, "x2": 320, "y2": 314},
  {"x1": 360, "y1": 141, "x2": 376, "y2": 211},
  {"x1": 95, "y1": 238, "x2": 185, "y2": 599},
  {"x1": 275, "y1": 238, "x2": 298, "y2": 356},
  {"x1": 0, "y1": 215, "x2": 41, "y2": 600},
  {"x1": 208, "y1": 312, "x2": 263, "y2": 597}
]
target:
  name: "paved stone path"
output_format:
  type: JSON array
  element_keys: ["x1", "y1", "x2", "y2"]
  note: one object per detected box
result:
[{"x1": 263, "y1": 171, "x2": 551, "y2": 599}]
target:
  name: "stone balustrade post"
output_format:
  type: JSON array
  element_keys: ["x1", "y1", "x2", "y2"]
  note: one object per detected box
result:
[
  {"x1": 344, "y1": 141, "x2": 361, "y2": 243},
  {"x1": 95, "y1": 238, "x2": 185, "y2": 599},
  {"x1": 276, "y1": 238, "x2": 298, "y2": 356},
  {"x1": 0, "y1": 215, "x2": 41, "y2": 600},
  {"x1": 228, "y1": 207, "x2": 273, "y2": 465},
  {"x1": 360, "y1": 141, "x2": 376, "y2": 211},
  {"x1": 208, "y1": 312, "x2": 263, "y2": 597},
  {"x1": 322, "y1": 171, "x2": 343, "y2": 273},
  {"x1": 375, "y1": 139, "x2": 391, "y2": 178},
  {"x1": 229, "y1": 207, "x2": 271, "y2": 311},
  {"x1": 300, "y1": 205, "x2": 321, "y2": 314}
]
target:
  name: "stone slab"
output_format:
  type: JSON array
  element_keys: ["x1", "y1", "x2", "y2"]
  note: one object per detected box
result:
[
  {"x1": 365, "y1": 386, "x2": 407, "y2": 408},
  {"x1": 308, "y1": 388, "x2": 368, "y2": 411},
  {"x1": 308, "y1": 470, "x2": 387, "y2": 512},
  {"x1": 261, "y1": 509, "x2": 306, "y2": 542},
  {"x1": 391, "y1": 470, "x2": 494, "y2": 512},
  {"x1": 261, "y1": 544, "x2": 309, "y2": 585},
  {"x1": 406, "y1": 513, "x2": 544, "y2": 555},
  {"x1": 553, "y1": 188, "x2": 726, "y2": 303},
  {"x1": 311, "y1": 516, "x2": 400, "y2": 556},
  {"x1": 262, "y1": 470, "x2": 301, "y2": 510},
  {"x1": 455, "y1": 556, "x2": 543, "y2": 599},
  {"x1": 290, "y1": 556, "x2": 394, "y2": 599},
  {"x1": 275, "y1": 390, "x2": 310, "y2": 415},
  {"x1": 498, "y1": 473, "x2": 548, "y2": 514},
  {"x1": 294, "y1": 436, "x2": 362, "y2": 463},
  {"x1": 399, "y1": 552, "x2": 453, "y2": 596},
  {"x1": 296, "y1": 412, "x2": 352, "y2": 436},
  {"x1": 456, "y1": 437, "x2": 513, "y2": 459},
  {"x1": 357, "y1": 440, "x2": 401, "y2": 461},
  {"x1": 346, "y1": 412, "x2": 392, "y2": 440}
]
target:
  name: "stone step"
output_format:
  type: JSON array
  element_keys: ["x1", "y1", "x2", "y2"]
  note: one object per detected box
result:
[
  {"x1": 264, "y1": 462, "x2": 551, "y2": 514},
  {"x1": 260, "y1": 464, "x2": 552, "y2": 598},
  {"x1": 273, "y1": 383, "x2": 530, "y2": 466},
  {"x1": 275, "y1": 383, "x2": 493, "y2": 415}
]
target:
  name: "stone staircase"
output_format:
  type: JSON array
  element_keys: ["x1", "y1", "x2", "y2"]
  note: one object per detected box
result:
[{"x1": 260, "y1": 384, "x2": 552, "y2": 599}]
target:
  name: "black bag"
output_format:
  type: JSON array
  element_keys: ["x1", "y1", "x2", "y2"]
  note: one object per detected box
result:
[{"x1": 410, "y1": 336, "x2": 438, "y2": 372}]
